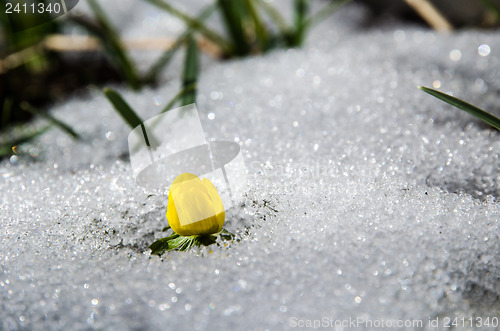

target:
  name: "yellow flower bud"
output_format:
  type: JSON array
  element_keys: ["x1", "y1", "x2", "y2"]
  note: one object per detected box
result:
[{"x1": 166, "y1": 173, "x2": 225, "y2": 236}]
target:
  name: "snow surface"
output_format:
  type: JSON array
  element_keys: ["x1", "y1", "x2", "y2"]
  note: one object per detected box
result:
[{"x1": 1, "y1": 1, "x2": 499, "y2": 330}]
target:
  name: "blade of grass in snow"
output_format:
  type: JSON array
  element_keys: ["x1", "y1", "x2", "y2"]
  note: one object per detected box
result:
[
  {"x1": 104, "y1": 88, "x2": 162, "y2": 149},
  {"x1": 144, "y1": 4, "x2": 216, "y2": 84},
  {"x1": 181, "y1": 35, "x2": 199, "y2": 106},
  {"x1": 21, "y1": 104, "x2": 80, "y2": 139},
  {"x1": 103, "y1": 88, "x2": 143, "y2": 129},
  {"x1": 304, "y1": 0, "x2": 352, "y2": 29},
  {"x1": 143, "y1": 34, "x2": 186, "y2": 85},
  {"x1": 244, "y1": 0, "x2": 270, "y2": 51},
  {"x1": 85, "y1": 0, "x2": 140, "y2": 90},
  {"x1": 290, "y1": 0, "x2": 310, "y2": 46},
  {"x1": 217, "y1": 0, "x2": 250, "y2": 56},
  {"x1": 143, "y1": 0, "x2": 233, "y2": 55},
  {"x1": 419, "y1": 86, "x2": 500, "y2": 131},
  {"x1": 129, "y1": 83, "x2": 197, "y2": 154},
  {"x1": 161, "y1": 83, "x2": 197, "y2": 114},
  {"x1": 0, "y1": 125, "x2": 52, "y2": 158},
  {"x1": 258, "y1": 0, "x2": 289, "y2": 37}
]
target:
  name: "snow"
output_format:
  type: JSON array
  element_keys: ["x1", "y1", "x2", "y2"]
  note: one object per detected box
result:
[{"x1": 1, "y1": 2, "x2": 499, "y2": 330}]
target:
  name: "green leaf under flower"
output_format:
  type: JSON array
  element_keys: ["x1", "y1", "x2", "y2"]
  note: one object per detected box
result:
[{"x1": 149, "y1": 228, "x2": 235, "y2": 256}]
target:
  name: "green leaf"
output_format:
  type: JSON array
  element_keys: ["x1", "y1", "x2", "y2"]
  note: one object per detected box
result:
[
  {"x1": 217, "y1": 0, "x2": 251, "y2": 56},
  {"x1": 129, "y1": 82, "x2": 197, "y2": 155},
  {"x1": 143, "y1": 36, "x2": 185, "y2": 85},
  {"x1": 244, "y1": 0, "x2": 270, "y2": 51},
  {"x1": 165, "y1": 235, "x2": 190, "y2": 251},
  {"x1": 149, "y1": 235, "x2": 175, "y2": 256},
  {"x1": 162, "y1": 226, "x2": 171, "y2": 232},
  {"x1": 143, "y1": 0, "x2": 233, "y2": 55},
  {"x1": 21, "y1": 104, "x2": 80, "y2": 139},
  {"x1": 289, "y1": 0, "x2": 310, "y2": 46},
  {"x1": 103, "y1": 88, "x2": 143, "y2": 129},
  {"x1": 79, "y1": 0, "x2": 140, "y2": 90},
  {"x1": 194, "y1": 234, "x2": 218, "y2": 246},
  {"x1": 103, "y1": 88, "x2": 161, "y2": 149},
  {"x1": 419, "y1": 86, "x2": 500, "y2": 131},
  {"x1": 149, "y1": 232, "x2": 183, "y2": 255},
  {"x1": 258, "y1": 0, "x2": 290, "y2": 38},
  {"x1": 143, "y1": 4, "x2": 217, "y2": 84},
  {"x1": 177, "y1": 236, "x2": 195, "y2": 251},
  {"x1": 181, "y1": 35, "x2": 199, "y2": 106},
  {"x1": 149, "y1": 228, "x2": 234, "y2": 256},
  {"x1": 161, "y1": 83, "x2": 197, "y2": 113}
]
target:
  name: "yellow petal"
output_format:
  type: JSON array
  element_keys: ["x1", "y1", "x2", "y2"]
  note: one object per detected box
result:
[
  {"x1": 166, "y1": 173, "x2": 198, "y2": 235},
  {"x1": 202, "y1": 178, "x2": 225, "y2": 230},
  {"x1": 166, "y1": 173, "x2": 226, "y2": 236}
]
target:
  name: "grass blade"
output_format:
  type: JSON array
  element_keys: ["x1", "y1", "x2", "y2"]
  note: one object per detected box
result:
[
  {"x1": 181, "y1": 35, "x2": 199, "y2": 106},
  {"x1": 82, "y1": 0, "x2": 140, "y2": 89},
  {"x1": 419, "y1": 86, "x2": 500, "y2": 131},
  {"x1": 129, "y1": 83, "x2": 198, "y2": 154},
  {"x1": 290, "y1": 0, "x2": 310, "y2": 46},
  {"x1": 144, "y1": 4, "x2": 217, "y2": 84},
  {"x1": 0, "y1": 125, "x2": 52, "y2": 158},
  {"x1": 104, "y1": 88, "x2": 161, "y2": 149},
  {"x1": 143, "y1": 35, "x2": 186, "y2": 84},
  {"x1": 143, "y1": 0, "x2": 233, "y2": 55},
  {"x1": 258, "y1": 0, "x2": 289, "y2": 37},
  {"x1": 21, "y1": 104, "x2": 80, "y2": 139},
  {"x1": 161, "y1": 83, "x2": 197, "y2": 113},
  {"x1": 217, "y1": 0, "x2": 250, "y2": 56},
  {"x1": 304, "y1": 0, "x2": 352, "y2": 29},
  {"x1": 104, "y1": 88, "x2": 143, "y2": 129},
  {"x1": 244, "y1": 0, "x2": 270, "y2": 51}
]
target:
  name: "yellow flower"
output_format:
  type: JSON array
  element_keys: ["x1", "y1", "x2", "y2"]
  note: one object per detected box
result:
[{"x1": 167, "y1": 173, "x2": 225, "y2": 236}]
